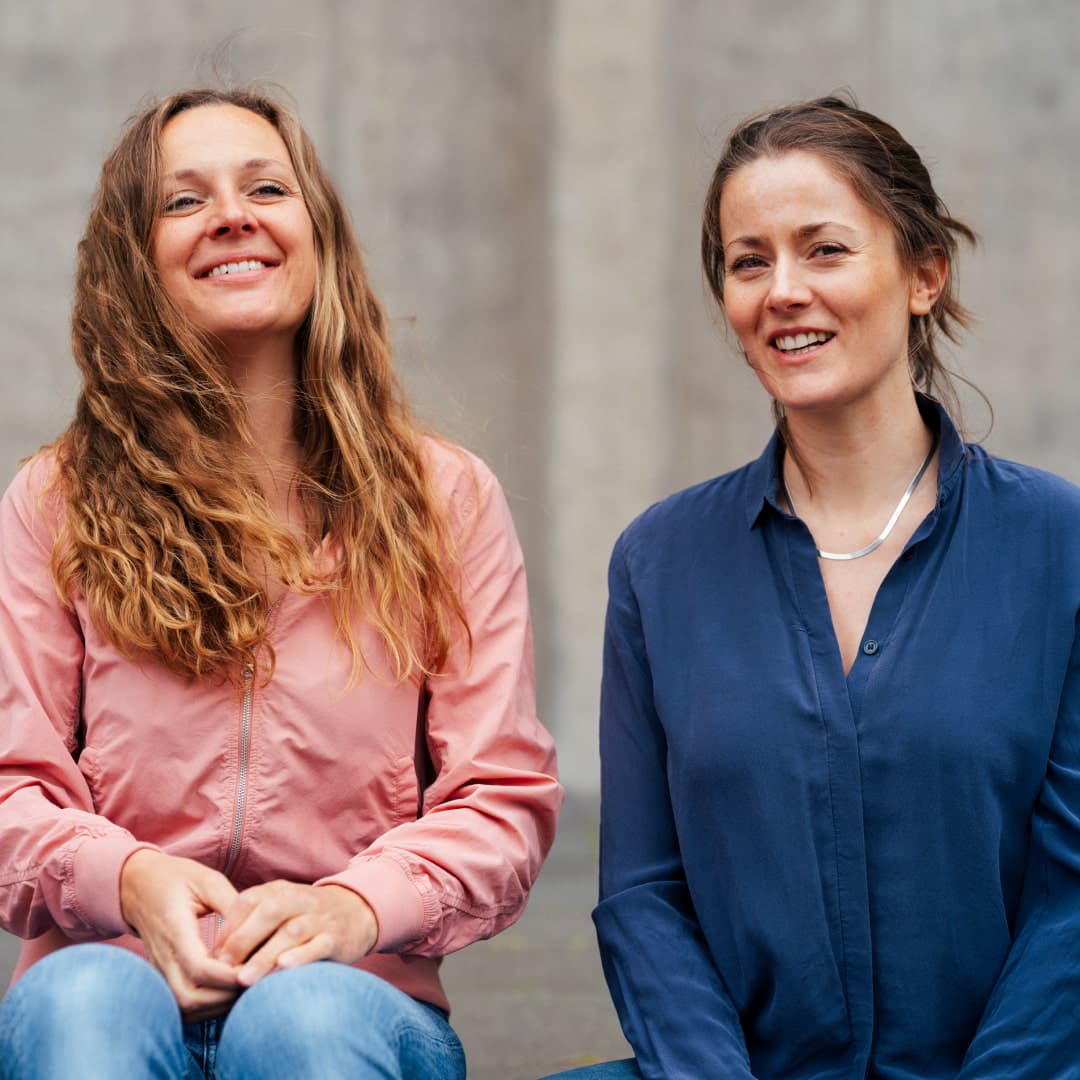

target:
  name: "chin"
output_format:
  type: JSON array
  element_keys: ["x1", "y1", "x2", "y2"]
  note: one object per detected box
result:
[{"x1": 755, "y1": 373, "x2": 846, "y2": 415}]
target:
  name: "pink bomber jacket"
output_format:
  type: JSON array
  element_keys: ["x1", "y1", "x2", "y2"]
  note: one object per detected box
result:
[{"x1": 0, "y1": 439, "x2": 562, "y2": 1013}]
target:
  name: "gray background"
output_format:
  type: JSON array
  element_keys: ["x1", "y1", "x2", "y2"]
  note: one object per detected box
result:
[{"x1": 2, "y1": 0, "x2": 1078, "y2": 1071}]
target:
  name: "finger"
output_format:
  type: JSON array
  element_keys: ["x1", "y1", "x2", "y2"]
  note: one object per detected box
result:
[
  {"x1": 236, "y1": 918, "x2": 325, "y2": 986},
  {"x1": 215, "y1": 903, "x2": 291, "y2": 966},
  {"x1": 191, "y1": 869, "x2": 240, "y2": 919},
  {"x1": 162, "y1": 912, "x2": 242, "y2": 989},
  {"x1": 146, "y1": 935, "x2": 240, "y2": 996},
  {"x1": 182, "y1": 950, "x2": 244, "y2": 990},
  {"x1": 171, "y1": 974, "x2": 237, "y2": 1013},
  {"x1": 179, "y1": 987, "x2": 241, "y2": 1024},
  {"x1": 213, "y1": 893, "x2": 263, "y2": 961},
  {"x1": 215, "y1": 884, "x2": 310, "y2": 965},
  {"x1": 150, "y1": 943, "x2": 240, "y2": 1010},
  {"x1": 273, "y1": 932, "x2": 336, "y2": 973}
]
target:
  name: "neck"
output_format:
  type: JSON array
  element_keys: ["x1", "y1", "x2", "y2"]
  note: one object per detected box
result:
[
  {"x1": 226, "y1": 340, "x2": 303, "y2": 496},
  {"x1": 782, "y1": 390, "x2": 933, "y2": 515}
]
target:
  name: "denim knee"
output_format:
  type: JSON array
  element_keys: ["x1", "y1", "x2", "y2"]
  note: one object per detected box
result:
[
  {"x1": 3, "y1": 944, "x2": 175, "y2": 1026},
  {"x1": 228, "y1": 962, "x2": 376, "y2": 1030},
  {"x1": 0, "y1": 945, "x2": 191, "y2": 1080},
  {"x1": 217, "y1": 962, "x2": 464, "y2": 1080}
]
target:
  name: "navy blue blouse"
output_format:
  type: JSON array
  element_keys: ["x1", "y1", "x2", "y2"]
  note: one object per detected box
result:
[{"x1": 594, "y1": 400, "x2": 1080, "y2": 1079}]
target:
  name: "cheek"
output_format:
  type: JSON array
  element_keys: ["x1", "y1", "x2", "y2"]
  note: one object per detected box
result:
[
  {"x1": 292, "y1": 224, "x2": 317, "y2": 280},
  {"x1": 721, "y1": 290, "x2": 757, "y2": 345},
  {"x1": 150, "y1": 228, "x2": 185, "y2": 289},
  {"x1": 858, "y1": 289, "x2": 913, "y2": 347}
]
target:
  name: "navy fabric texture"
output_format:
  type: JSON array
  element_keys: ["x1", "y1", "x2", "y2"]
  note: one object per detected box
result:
[{"x1": 594, "y1": 399, "x2": 1080, "y2": 1079}]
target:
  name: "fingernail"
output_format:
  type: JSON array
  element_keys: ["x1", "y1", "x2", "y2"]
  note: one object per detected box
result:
[{"x1": 238, "y1": 964, "x2": 259, "y2": 986}]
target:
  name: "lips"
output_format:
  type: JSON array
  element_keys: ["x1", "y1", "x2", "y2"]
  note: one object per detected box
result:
[
  {"x1": 770, "y1": 329, "x2": 835, "y2": 355},
  {"x1": 195, "y1": 257, "x2": 279, "y2": 279}
]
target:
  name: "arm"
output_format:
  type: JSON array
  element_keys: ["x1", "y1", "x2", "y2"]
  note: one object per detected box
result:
[
  {"x1": 591, "y1": 538, "x2": 755, "y2": 1080},
  {"x1": 0, "y1": 463, "x2": 239, "y2": 1015},
  {"x1": 0, "y1": 461, "x2": 149, "y2": 942},
  {"x1": 309, "y1": 456, "x2": 562, "y2": 955},
  {"x1": 957, "y1": 616, "x2": 1080, "y2": 1078}
]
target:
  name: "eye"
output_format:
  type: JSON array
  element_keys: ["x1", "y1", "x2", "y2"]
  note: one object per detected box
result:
[
  {"x1": 727, "y1": 253, "x2": 768, "y2": 273},
  {"x1": 161, "y1": 193, "x2": 201, "y2": 214},
  {"x1": 810, "y1": 242, "x2": 847, "y2": 258},
  {"x1": 251, "y1": 181, "x2": 289, "y2": 198}
]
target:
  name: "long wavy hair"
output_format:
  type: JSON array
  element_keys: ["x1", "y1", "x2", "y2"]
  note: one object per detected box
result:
[
  {"x1": 701, "y1": 94, "x2": 979, "y2": 430},
  {"x1": 49, "y1": 87, "x2": 469, "y2": 685}
]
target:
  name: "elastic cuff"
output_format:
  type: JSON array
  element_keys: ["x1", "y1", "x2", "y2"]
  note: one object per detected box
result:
[{"x1": 70, "y1": 836, "x2": 159, "y2": 937}]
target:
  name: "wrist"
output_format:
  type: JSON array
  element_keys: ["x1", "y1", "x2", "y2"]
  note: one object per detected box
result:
[
  {"x1": 119, "y1": 847, "x2": 164, "y2": 931},
  {"x1": 319, "y1": 884, "x2": 379, "y2": 958}
]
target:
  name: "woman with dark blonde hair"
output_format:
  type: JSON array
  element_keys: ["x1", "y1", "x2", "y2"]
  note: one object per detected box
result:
[
  {"x1": 545, "y1": 96, "x2": 1080, "y2": 1079},
  {"x1": 0, "y1": 87, "x2": 561, "y2": 1078}
]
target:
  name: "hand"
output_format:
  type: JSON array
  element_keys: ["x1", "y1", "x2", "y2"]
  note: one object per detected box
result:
[
  {"x1": 214, "y1": 881, "x2": 379, "y2": 987},
  {"x1": 120, "y1": 849, "x2": 242, "y2": 1021}
]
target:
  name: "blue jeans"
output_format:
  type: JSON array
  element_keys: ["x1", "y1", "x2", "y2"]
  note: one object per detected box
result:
[
  {"x1": 0, "y1": 944, "x2": 465, "y2": 1079},
  {"x1": 538, "y1": 1062, "x2": 642, "y2": 1079}
]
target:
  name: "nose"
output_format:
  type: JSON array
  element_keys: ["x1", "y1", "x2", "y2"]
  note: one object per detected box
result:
[
  {"x1": 206, "y1": 192, "x2": 257, "y2": 238},
  {"x1": 766, "y1": 255, "x2": 811, "y2": 310}
]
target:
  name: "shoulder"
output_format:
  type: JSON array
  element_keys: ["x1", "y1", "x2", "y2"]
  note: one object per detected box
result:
[
  {"x1": 962, "y1": 444, "x2": 1080, "y2": 520},
  {"x1": 421, "y1": 434, "x2": 493, "y2": 497},
  {"x1": 960, "y1": 446, "x2": 1080, "y2": 585},
  {"x1": 613, "y1": 458, "x2": 761, "y2": 573},
  {"x1": 419, "y1": 435, "x2": 510, "y2": 537},
  {"x1": 0, "y1": 450, "x2": 65, "y2": 545}
]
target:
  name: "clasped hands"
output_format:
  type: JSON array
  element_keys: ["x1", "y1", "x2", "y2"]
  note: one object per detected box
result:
[{"x1": 120, "y1": 849, "x2": 379, "y2": 1021}]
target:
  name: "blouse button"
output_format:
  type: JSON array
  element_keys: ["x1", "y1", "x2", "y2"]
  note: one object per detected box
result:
[{"x1": 862, "y1": 639, "x2": 880, "y2": 656}]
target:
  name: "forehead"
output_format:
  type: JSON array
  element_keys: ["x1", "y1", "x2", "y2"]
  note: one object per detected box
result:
[
  {"x1": 158, "y1": 104, "x2": 293, "y2": 174},
  {"x1": 719, "y1": 150, "x2": 886, "y2": 238}
]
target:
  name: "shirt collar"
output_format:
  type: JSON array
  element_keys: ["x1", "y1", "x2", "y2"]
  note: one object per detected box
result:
[{"x1": 744, "y1": 395, "x2": 968, "y2": 531}]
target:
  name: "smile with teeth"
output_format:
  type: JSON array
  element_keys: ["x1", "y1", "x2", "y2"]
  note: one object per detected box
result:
[
  {"x1": 204, "y1": 259, "x2": 270, "y2": 278},
  {"x1": 773, "y1": 330, "x2": 835, "y2": 355}
]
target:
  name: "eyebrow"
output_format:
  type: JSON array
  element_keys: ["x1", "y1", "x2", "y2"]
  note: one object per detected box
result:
[
  {"x1": 724, "y1": 221, "x2": 853, "y2": 252},
  {"x1": 163, "y1": 158, "x2": 293, "y2": 183}
]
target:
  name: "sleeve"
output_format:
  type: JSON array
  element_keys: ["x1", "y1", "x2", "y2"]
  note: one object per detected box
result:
[
  {"x1": 0, "y1": 462, "x2": 153, "y2": 942},
  {"x1": 590, "y1": 537, "x2": 756, "y2": 1080},
  {"x1": 316, "y1": 456, "x2": 563, "y2": 955},
  {"x1": 957, "y1": 612, "x2": 1080, "y2": 1078}
]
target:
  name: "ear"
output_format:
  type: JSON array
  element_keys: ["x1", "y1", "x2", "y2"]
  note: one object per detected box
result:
[{"x1": 909, "y1": 253, "x2": 948, "y2": 316}]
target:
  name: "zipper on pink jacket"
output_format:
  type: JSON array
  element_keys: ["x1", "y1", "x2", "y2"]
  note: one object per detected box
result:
[
  {"x1": 222, "y1": 661, "x2": 255, "y2": 880},
  {"x1": 221, "y1": 597, "x2": 283, "y2": 881}
]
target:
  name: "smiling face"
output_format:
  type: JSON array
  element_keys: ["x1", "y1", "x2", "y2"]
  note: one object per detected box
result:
[
  {"x1": 719, "y1": 150, "x2": 938, "y2": 418},
  {"x1": 153, "y1": 104, "x2": 317, "y2": 360}
]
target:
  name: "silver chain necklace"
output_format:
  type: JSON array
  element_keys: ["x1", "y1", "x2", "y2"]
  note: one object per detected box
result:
[{"x1": 782, "y1": 437, "x2": 937, "y2": 562}]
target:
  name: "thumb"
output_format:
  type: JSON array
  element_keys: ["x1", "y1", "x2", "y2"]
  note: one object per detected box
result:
[{"x1": 190, "y1": 865, "x2": 240, "y2": 918}]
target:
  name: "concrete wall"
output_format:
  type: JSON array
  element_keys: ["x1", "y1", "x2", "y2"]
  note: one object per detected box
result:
[{"x1": 3, "y1": 0, "x2": 1076, "y2": 789}]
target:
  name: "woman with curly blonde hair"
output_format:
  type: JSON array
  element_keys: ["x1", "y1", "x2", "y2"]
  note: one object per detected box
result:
[{"x1": 0, "y1": 87, "x2": 560, "y2": 1079}]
